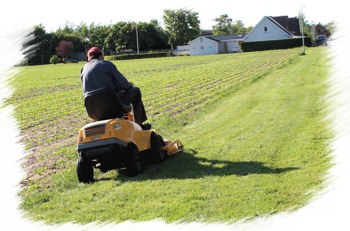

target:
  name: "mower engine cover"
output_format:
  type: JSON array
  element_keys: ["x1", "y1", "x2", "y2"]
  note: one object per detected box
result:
[{"x1": 77, "y1": 118, "x2": 154, "y2": 156}]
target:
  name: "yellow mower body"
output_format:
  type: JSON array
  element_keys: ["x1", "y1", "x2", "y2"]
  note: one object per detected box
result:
[
  {"x1": 76, "y1": 87, "x2": 183, "y2": 183},
  {"x1": 78, "y1": 118, "x2": 154, "y2": 153},
  {"x1": 76, "y1": 115, "x2": 183, "y2": 183}
]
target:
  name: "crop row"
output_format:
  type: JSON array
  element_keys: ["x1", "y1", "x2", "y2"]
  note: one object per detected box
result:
[
  {"x1": 7, "y1": 47, "x2": 301, "y2": 188},
  {"x1": 135, "y1": 49, "x2": 300, "y2": 120},
  {"x1": 9, "y1": 49, "x2": 300, "y2": 132}
]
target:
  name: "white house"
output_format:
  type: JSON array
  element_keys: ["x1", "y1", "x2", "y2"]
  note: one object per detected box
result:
[
  {"x1": 172, "y1": 45, "x2": 190, "y2": 56},
  {"x1": 244, "y1": 16, "x2": 300, "y2": 42},
  {"x1": 188, "y1": 34, "x2": 245, "y2": 56}
]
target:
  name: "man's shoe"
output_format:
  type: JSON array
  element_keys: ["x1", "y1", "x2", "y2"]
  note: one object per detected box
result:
[{"x1": 141, "y1": 123, "x2": 152, "y2": 130}]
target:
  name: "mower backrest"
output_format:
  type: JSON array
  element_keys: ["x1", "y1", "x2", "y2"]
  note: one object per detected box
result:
[{"x1": 84, "y1": 87, "x2": 131, "y2": 121}]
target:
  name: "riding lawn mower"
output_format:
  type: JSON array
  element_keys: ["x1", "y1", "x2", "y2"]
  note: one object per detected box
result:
[{"x1": 76, "y1": 87, "x2": 183, "y2": 183}]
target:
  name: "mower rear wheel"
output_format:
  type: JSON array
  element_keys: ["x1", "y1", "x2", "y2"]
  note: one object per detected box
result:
[
  {"x1": 150, "y1": 133, "x2": 165, "y2": 164},
  {"x1": 126, "y1": 144, "x2": 142, "y2": 177},
  {"x1": 77, "y1": 156, "x2": 94, "y2": 183}
]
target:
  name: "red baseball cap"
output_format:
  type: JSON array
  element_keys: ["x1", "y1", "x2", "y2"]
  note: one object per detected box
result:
[{"x1": 87, "y1": 47, "x2": 102, "y2": 57}]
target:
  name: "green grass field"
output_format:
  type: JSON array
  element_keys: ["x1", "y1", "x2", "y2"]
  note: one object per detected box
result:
[{"x1": 6, "y1": 47, "x2": 332, "y2": 223}]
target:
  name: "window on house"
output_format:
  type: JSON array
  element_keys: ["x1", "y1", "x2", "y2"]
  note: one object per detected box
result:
[
  {"x1": 201, "y1": 46, "x2": 204, "y2": 50},
  {"x1": 264, "y1": 26, "x2": 268, "y2": 32}
]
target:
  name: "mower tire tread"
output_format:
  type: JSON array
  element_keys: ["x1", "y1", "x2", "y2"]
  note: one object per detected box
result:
[
  {"x1": 150, "y1": 133, "x2": 166, "y2": 164},
  {"x1": 126, "y1": 144, "x2": 142, "y2": 177},
  {"x1": 77, "y1": 156, "x2": 94, "y2": 183}
]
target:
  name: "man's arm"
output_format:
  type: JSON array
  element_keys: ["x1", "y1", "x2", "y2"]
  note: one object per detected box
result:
[{"x1": 109, "y1": 62, "x2": 132, "y2": 91}]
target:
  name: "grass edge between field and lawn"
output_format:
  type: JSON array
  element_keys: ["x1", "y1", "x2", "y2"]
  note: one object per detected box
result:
[{"x1": 12, "y1": 48, "x2": 332, "y2": 224}]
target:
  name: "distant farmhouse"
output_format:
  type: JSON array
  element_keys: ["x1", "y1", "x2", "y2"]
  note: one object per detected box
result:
[
  {"x1": 240, "y1": 15, "x2": 316, "y2": 52},
  {"x1": 174, "y1": 34, "x2": 245, "y2": 56},
  {"x1": 175, "y1": 15, "x2": 321, "y2": 56},
  {"x1": 244, "y1": 16, "x2": 300, "y2": 42},
  {"x1": 188, "y1": 34, "x2": 245, "y2": 56}
]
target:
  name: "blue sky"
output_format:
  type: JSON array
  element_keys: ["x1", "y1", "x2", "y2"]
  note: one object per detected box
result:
[{"x1": 1, "y1": 0, "x2": 340, "y2": 32}]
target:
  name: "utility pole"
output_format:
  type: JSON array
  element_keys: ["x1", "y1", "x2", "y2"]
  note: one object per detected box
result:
[
  {"x1": 300, "y1": 5, "x2": 306, "y2": 55},
  {"x1": 135, "y1": 22, "x2": 139, "y2": 54}
]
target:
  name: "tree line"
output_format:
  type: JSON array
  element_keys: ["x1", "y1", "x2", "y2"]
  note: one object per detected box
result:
[
  {"x1": 22, "y1": 8, "x2": 333, "y2": 65},
  {"x1": 22, "y1": 9, "x2": 253, "y2": 65}
]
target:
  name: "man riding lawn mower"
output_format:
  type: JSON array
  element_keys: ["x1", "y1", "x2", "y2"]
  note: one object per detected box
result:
[{"x1": 76, "y1": 47, "x2": 183, "y2": 183}]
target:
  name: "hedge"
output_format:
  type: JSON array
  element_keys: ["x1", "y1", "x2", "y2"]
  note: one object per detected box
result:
[
  {"x1": 106, "y1": 52, "x2": 170, "y2": 61},
  {"x1": 241, "y1": 37, "x2": 312, "y2": 52}
]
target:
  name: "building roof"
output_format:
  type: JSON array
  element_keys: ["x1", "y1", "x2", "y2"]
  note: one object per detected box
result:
[
  {"x1": 206, "y1": 34, "x2": 246, "y2": 41},
  {"x1": 271, "y1": 16, "x2": 301, "y2": 35},
  {"x1": 265, "y1": 16, "x2": 294, "y2": 36}
]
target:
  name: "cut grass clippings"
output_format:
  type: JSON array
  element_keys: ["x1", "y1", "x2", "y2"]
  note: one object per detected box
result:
[{"x1": 7, "y1": 48, "x2": 332, "y2": 224}]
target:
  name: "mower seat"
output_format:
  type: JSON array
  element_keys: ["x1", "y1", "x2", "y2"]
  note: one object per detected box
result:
[{"x1": 84, "y1": 87, "x2": 131, "y2": 121}]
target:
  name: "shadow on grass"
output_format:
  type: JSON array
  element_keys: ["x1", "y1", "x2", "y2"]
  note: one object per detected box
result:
[{"x1": 97, "y1": 149, "x2": 300, "y2": 182}]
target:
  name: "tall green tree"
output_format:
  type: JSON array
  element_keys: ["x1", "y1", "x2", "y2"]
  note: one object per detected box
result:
[
  {"x1": 87, "y1": 23, "x2": 110, "y2": 51},
  {"x1": 213, "y1": 15, "x2": 251, "y2": 35},
  {"x1": 163, "y1": 9, "x2": 200, "y2": 48},
  {"x1": 23, "y1": 25, "x2": 53, "y2": 65},
  {"x1": 127, "y1": 20, "x2": 169, "y2": 51},
  {"x1": 147, "y1": 19, "x2": 169, "y2": 50},
  {"x1": 231, "y1": 20, "x2": 250, "y2": 34},
  {"x1": 104, "y1": 21, "x2": 130, "y2": 54},
  {"x1": 22, "y1": 20, "x2": 170, "y2": 65},
  {"x1": 56, "y1": 21, "x2": 75, "y2": 35},
  {"x1": 212, "y1": 14, "x2": 232, "y2": 35},
  {"x1": 74, "y1": 22, "x2": 90, "y2": 52}
]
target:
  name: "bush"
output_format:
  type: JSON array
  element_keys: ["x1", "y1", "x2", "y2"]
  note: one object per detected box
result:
[
  {"x1": 109, "y1": 52, "x2": 170, "y2": 60},
  {"x1": 50, "y1": 55, "x2": 61, "y2": 64},
  {"x1": 104, "y1": 56, "x2": 113, "y2": 61},
  {"x1": 241, "y1": 37, "x2": 312, "y2": 52}
]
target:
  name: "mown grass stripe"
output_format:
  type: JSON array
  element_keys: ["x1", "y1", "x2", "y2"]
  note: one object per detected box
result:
[{"x1": 9, "y1": 48, "x2": 331, "y2": 223}]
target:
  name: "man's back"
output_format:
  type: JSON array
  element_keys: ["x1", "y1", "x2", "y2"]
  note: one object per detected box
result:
[
  {"x1": 81, "y1": 46, "x2": 148, "y2": 126},
  {"x1": 81, "y1": 59, "x2": 131, "y2": 98}
]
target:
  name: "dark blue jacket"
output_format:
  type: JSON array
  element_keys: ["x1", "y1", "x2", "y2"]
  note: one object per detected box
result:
[{"x1": 81, "y1": 59, "x2": 131, "y2": 98}]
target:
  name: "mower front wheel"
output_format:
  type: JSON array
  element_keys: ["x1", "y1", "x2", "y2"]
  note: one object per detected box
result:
[
  {"x1": 150, "y1": 133, "x2": 165, "y2": 164},
  {"x1": 77, "y1": 156, "x2": 94, "y2": 183},
  {"x1": 126, "y1": 144, "x2": 142, "y2": 177}
]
